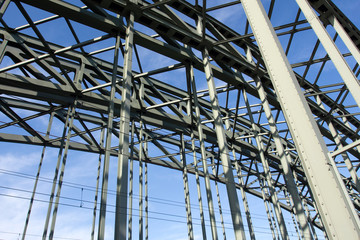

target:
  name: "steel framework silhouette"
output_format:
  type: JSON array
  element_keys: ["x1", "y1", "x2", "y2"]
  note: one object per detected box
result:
[{"x1": 0, "y1": 0, "x2": 359, "y2": 239}]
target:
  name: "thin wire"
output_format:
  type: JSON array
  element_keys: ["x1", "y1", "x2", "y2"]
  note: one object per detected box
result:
[
  {"x1": 0, "y1": 114, "x2": 294, "y2": 182},
  {"x1": 0, "y1": 191, "x2": 315, "y2": 238},
  {"x1": 0, "y1": 168, "x2": 306, "y2": 223},
  {"x1": 0, "y1": 95, "x2": 302, "y2": 172},
  {"x1": 0, "y1": 99, "x2": 312, "y2": 219},
  {"x1": 0, "y1": 230, "x2": 81, "y2": 240},
  {"x1": 0, "y1": 116, "x2": 311, "y2": 226}
]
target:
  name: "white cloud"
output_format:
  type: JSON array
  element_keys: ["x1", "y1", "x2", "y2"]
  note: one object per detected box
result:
[{"x1": 0, "y1": 151, "x2": 40, "y2": 172}]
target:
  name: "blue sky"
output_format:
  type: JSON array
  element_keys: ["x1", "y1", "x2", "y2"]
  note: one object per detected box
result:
[{"x1": 0, "y1": 0, "x2": 359, "y2": 239}]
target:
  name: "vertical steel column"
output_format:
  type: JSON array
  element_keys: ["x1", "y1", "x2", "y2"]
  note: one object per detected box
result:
[
  {"x1": 202, "y1": 47, "x2": 245, "y2": 240},
  {"x1": 190, "y1": 135, "x2": 207, "y2": 240},
  {"x1": 241, "y1": 0, "x2": 360, "y2": 238},
  {"x1": 268, "y1": 191, "x2": 281, "y2": 240},
  {"x1": 138, "y1": 79, "x2": 147, "y2": 240},
  {"x1": 210, "y1": 157, "x2": 226, "y2": 240},
  {"x1": 295, "y1": 0, "x2": 360, "y2": 108},
  {"x1": 283, "y1": 190, "x2": 301, "y2": 240},
  {"x1": 22, "y1": 112, "x2": 54, "y2": 240},
  {"x1": 42, "y1": 107, "x2": 71, "y2": 240},
  {"x1": 196, "y1": 17, "x2": 221, "y2": 239},
  {"x1": 180, "y1": 134, "x2": 194, "y2": 240},
  {"x1": 138, "y1": 120, "x2": 144, "y2": 240},
  {"x1": 97, "y1": 24, "x2": 122, "y2": 240},
  {"x1": 233, "y1": 151, "x2": 256, "y2": 240},
  {"x1": 140, "y1": 79, "x2": 149, "y2": 240},
  {"x1": 292, "y1": 171, "x2": 319, "y2": 240},
  {"x1": 138, "y1": 78, "x2": 145, "y2": 240},
  {"x1": 187, "y1": 64, "x2": 209, "y2": 240},
  {"x1": 128, "y1": 121, "x2": 135, "y2": 240},
  {"x1": 224, "y1": 115, "x2": 256, "y2": 240},
  {"x1": 254, "y1": 76, "x2": 313, "y2": 239},
  {"x1": 144, "y1": 140, "x2": 149, "y2": 240},
  {"x1": 49, "y1": 103, "x2": 77, "y2": 240},
  {"x1": 91, "y1": 127, "x2": 105, "y2": 240},
  {"x1": 194, "y1": 106, "x2": 218, "y2": 238},
  {"x1": 184, "y1": 72, "x2": 195, "y2": 240},
  {"x1": 258, "y1": 176, "x2": 278, "y2": 240},
  {"x1": 242, "y1": 87, "x2": 289, "y2": 240},
  {"x1": 114, "y1": 11, "x2": 135, "y2": 240}
]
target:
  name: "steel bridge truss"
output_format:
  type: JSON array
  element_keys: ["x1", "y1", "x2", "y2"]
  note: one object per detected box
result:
[{"x1": 0, "y1": 0, "x2": 359, "y2": 239}]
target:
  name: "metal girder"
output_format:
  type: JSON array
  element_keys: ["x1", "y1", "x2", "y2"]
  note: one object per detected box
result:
[
  {"x1": 1, "y1": 29, "x2": 354, "y2": 162},
  {"x1": 1, "y1": 21, "x2": 358, "y2": 145},
  {"x1": 296, "y1": 0, "x2": 360, "y2": 109},
  {"x1": 241, "y1": 0, "x2": 360, "y2": 239},
  {"x1": 2, "y1": 2, "x2": 358, "y2": 146},
  {"x1": 1, "y1": 71, "x2": 357, "y2": 208},
  {"x1": 1, "y1": 66, "x2": 357, "y2": 203},
  {"x1": 1, "y1": 0, "x2": 360, "y2": 239},
  {"x1": 114, "y1": 11, "x2": 134, "y2": 239},
  {"x1": 202, "y1": 46, "x2": 245, "y2": 239}
]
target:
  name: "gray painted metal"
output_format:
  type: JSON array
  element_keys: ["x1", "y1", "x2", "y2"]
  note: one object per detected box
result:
[
  {"x1": 242, "y1": 0, "x2": 360, "y2": 239},
  {"x1": 328, "y1": 15, "x2": 360, "y2": 65},
  {"x1": 203, "y1": 46, "x2": 245, "y2": 239},
  {"x1": 91, "y1": 127, "x2": 105, "y2": 240},
  {"x1": 22, "y1": 112, "x2": 54, "y2": 240},
  {"x1": 190, "y1": 54, "x2": 218, "y2": 239},
  {"x1": 242, "y1": 87, "x2": 289, "y2": 239},
  {"x1": 115, "y1": 11, "x2": 135, "y2": 240},
  {"x1": 188, "y1": 66, "x2": 207, "y2": 239},
  {"x1": 127, "y1": 120, "x2": 135, "y2": 240},
  {"x1": 181, "y1": 133, "x2": 194, "y2": 240},
  {"x1": 0, "y1": 0, "x2": 359, "y2": 239},
  {"x1": 254, "y1": 76, "x2": 313, "y2": 239},
  {"x1": 48, "y1": 103, "x2": 77, "y2": 240},
  {"x1": 97, "y1": 29, "x2": 122, "y2": 240},
  {"x1": 42, "y1": 107, "x2": 72, "y2": 240},
  {"x1": 296, "y1": 0, "x2": 360, "y2": 109}
]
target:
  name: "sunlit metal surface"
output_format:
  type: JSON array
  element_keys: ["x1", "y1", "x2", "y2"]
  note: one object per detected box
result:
[{"x1": 0, "y1": 0, "x2": 359, "y2": 239}]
